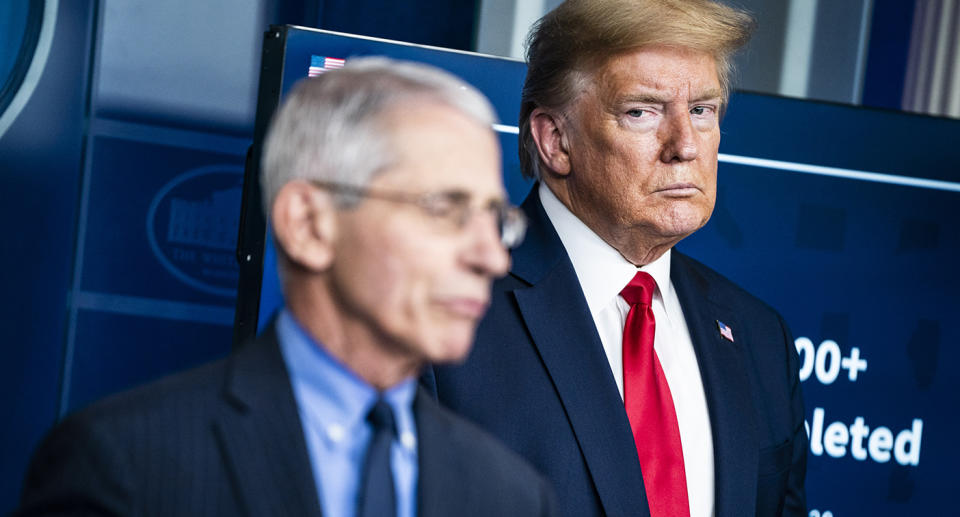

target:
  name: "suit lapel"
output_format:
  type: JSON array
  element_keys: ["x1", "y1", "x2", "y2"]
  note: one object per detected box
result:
[
  {"x1": 414, "y1": 389, "x2": 471, "y2": 517},
  {"x1": 671, "y1": 252, "x2": 758, "y2": 517},
  {"x1": 511, "y1": 190, "x2": 650, "y2": 517},
  {"x1": 213, "y1": 326, "x2": 323, "y2": 517}
]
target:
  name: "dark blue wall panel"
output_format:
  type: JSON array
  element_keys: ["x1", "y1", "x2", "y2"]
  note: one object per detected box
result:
[
  {"x1": 318, "y1": 0, "x2": 479, "y2": 51},
  {"x1": 0, "y1": 1, "x2": 92, "y2": 509},
  {"x1": 79, "y1": 138, "x2": 244, "y2": 303},
  {"x1": 60, "y1": 135, "x2": 246, "y2": 409}
]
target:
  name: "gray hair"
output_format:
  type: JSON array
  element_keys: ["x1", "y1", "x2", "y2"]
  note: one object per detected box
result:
[{"x1": 261, "y1": 56, "x2": 498, "y2": 212}]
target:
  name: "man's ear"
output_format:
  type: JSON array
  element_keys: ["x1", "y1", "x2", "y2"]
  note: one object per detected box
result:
[
  {"x1": 271, "y1": 181, "x2": 337, "y2": 272},
  {"x1": 529, "y1": 107, "x2": 572, "y2": 176}
]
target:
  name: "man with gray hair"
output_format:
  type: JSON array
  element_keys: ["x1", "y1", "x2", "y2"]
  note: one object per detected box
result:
[
  {"x1": 431, "y1": 1, "x2": 808, "y2": 516},
  {"x1": 17, "y1": 57, "x2": 555, "y2": 517}
]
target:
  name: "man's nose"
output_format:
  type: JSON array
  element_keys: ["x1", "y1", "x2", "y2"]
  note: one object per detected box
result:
[
  {"x1": 461, "y1": 211, "x2": 511, "y2": 277},
  {"x1": 659, "y1": 110, "x2": 699, "y2": 163}
]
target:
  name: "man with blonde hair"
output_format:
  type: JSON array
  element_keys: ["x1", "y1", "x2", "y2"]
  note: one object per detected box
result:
[
  {"x1": 430, "y1": 1, "x2": 807, "y2": 516},
  {"x1": 18, "y1": 58, "x2": 556, "y2": 517}
]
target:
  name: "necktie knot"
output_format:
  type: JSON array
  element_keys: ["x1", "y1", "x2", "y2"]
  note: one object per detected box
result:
[
  {"x1": 367, "y1": 398, "x2": 397, "y2": 437},
  {"x1": 620, "y1": 271, "x2": 656, "y2": 306}
]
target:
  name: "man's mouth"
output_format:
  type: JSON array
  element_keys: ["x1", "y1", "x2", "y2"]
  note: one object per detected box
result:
[{"x1": 656, "y1": 183, "x2": 701, "y2": 196}]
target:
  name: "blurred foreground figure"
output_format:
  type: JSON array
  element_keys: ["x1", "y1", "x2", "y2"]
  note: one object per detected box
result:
[
  {"x1": 18, "y1": 57, "x2": 554, "y2": 517},
  {"x1": 430, "y1": 1, "x2": 808, "y2": 516}
]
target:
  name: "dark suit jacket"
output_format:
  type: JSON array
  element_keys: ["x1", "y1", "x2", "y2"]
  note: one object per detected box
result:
[
  {"x1": 429, "y1": 188, "x2": 807, "y2": 517},
  {"x1": 17, "y1": 327, "x2": 556, "y2": 517}
]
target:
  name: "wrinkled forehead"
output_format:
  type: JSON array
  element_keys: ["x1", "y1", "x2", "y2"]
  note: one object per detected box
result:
[
  {"x1": 592, "y1": 46, "x2": 719, "y2": 86},
  {"x1": 567, "y1": 46, "x2": 723, "y2": 106},
  {"x1": 372, "y1": 101, "x2": 504, "y2": 194}
]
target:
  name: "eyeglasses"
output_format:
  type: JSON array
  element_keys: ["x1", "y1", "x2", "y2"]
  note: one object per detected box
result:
[{"x1": 309, "y1": 180, "x2": 528, "y2": 249}]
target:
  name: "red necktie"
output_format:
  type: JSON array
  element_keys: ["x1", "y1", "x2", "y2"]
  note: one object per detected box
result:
[{"x1": 621, "y1": 272, "x2": 690, "y2": 517}]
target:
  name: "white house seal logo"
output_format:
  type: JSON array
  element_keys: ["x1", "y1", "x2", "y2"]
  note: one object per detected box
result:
[{"x1": 147, "y1": 164, "x2": 244, "y2": 297}]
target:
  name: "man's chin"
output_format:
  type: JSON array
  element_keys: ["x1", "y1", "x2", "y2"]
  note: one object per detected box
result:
[
  {"x1": 426, "y1": 335, "x2": 476, "y2": 366},
  {"x1": 652, "y1": 204, "x2": 712, "y2": 238}
]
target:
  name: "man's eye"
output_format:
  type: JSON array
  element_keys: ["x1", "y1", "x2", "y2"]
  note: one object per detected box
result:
[
  {"x1": 626, "y1": 108, "x2": 646, "y2": 117},
  {"x1": 691, "y1": 106, "x2": 713, "y2": 116},
  {"x1": 423, "y1": 198, "x2": 455, "y2": 216},
  {"x1": 423, "y1": 191, "x2": 469, "y2": 217}
]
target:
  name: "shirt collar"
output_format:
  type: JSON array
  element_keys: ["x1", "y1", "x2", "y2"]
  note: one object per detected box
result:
[
  {"x1": 538, "y1": 182, "x2": 673, "y2": 313},
  {"x1": 277, "y1": 310, "x2": 418, "y2": 450}
]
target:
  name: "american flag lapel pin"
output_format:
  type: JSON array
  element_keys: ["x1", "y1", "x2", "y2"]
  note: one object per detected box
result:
[{"x1": 716, "y1": 320, "x2": 735, "y2": 342}]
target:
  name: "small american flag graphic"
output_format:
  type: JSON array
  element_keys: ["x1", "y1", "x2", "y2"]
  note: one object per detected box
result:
[
  {"x1": 308, "y1": 55, "x2": 346, "y2": 77},
  {"x1": 716, "y1": 320, "x2": 734, "y2": 342}
]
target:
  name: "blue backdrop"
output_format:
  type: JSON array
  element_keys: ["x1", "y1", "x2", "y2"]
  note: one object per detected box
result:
[
  {"x1": 236, "y1": 27, "x2": 960, "y2": 516},
  {"x1": 0, "y1": 3, "x2": 482, "y2": 511}
]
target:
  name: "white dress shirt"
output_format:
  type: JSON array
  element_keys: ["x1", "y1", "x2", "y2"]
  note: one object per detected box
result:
[{"x1": 539, "y1": 183, "x2": 716, "y2": 517}]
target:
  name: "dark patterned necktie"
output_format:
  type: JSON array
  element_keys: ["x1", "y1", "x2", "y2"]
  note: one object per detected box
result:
[{"x1": 357, "y1": 398, "x2": 397, "y2": 517}]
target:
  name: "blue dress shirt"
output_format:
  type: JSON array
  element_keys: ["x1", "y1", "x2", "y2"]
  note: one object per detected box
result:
[{"x1": 277, "y1": 310, "x2": 418, "y2": 517}]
